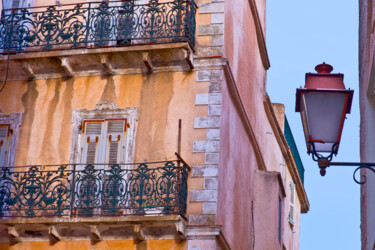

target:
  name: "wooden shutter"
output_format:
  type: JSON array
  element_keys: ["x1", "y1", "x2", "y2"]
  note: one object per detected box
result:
[
  {"x1": 83, "y1": 121, "x2": 103, "y2": 164},
  {"x1": 289, "y1": 182, "x2": 295, "y2": 223},
  {"x1": 0, "y1": 125, "x2": 10, "y2": 167},
  {"x1": 105, "y1": 120, "x2": 126, "y2": 164},
  {"x1": 12, "y1": 0, "x2": 21, "y2": 8}
]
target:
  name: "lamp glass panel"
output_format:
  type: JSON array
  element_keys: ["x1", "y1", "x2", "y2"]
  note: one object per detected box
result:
[{"x1": 302, "y1": 91, "x2": 347, "y2": 152}]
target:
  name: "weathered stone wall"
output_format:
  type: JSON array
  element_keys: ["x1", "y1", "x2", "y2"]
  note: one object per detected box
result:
[{"x1": 188, "y1": 0, "x2": 225, "y2": 229}]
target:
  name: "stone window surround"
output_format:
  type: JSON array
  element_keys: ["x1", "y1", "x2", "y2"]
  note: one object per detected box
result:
[{"x1": 69, "y1": 101, "x2": 138, "y2": 165}]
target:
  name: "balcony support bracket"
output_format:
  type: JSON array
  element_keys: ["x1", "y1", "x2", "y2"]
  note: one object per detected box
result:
[
  {"x1": 90, "y1": 225, "x2": 102, "y2": 241},
  {"x1": 141, "y1": 52, "x2": 153, "y2": 73},
  {"x1": 22, "y1": 61, "x2": 36, "y2": 81},
  {"x1": 183, "y1": 48, "x2": 194, "y2": 70},
  {"x1": 48, "y1": 226, "x2": 61, "y2": 241},
  {"x1": 8, "y1": 226, "x2": 20, "y2": 243},
  {"x1": 175, "y1": 220, "x2": 187, "y2": 241},
  {"x1": 59, "y1": 57, "x2": 74, "y2": 78},
  {"x1": 100, "y1": 54, "x2": 114, "y2": 75},
  {"x1": 134, "y1": 224, "x2": 145, "y2": 243}
]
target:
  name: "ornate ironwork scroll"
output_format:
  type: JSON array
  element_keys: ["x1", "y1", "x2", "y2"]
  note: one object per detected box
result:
[
  {"x1": 0, "y1": 0, "x2": 197, "y2": 53},
  {"x1": 0, "y1": 159, "x2": 189, "y2": 217}
]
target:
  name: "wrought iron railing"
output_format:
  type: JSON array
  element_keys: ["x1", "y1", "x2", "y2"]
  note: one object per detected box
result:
[
  {"x1": 0, "y1": 159, "x2": 189, "y2": 218},
  {"x1": 0, "y1": 0, "x2": 196, "y2": 54}
]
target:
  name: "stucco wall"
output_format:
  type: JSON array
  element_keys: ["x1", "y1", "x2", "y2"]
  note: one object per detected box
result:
[
  {"x1": 217, "y1": 75, "x2": 258, "y2": 249},
  {"x1": 224, "y1": 0, "x2": 268, "y2": 158},
  {"x1": 0, "y1": 72, "x2": 207, "y2": 165},
  {"x1": 0, "y1": 239, "x2": 186, "y2": 250},
  {"x1": 217, "y1": 0, "x2": 305, "y2": 248},
  {"x1": 217, "y1": 0, "x2": 267, "y2": 248},
  {"x1": 359, "y1": 0, "x2": 375, "y2": 249},
  {"x1": 0, "y1": 71, "x2": 209, "y2": 218}
]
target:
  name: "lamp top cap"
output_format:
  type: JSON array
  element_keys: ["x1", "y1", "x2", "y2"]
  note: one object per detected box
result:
[
  {"x1": 315, "y1": 62, "x2": 333, "y2": 74},
  {"x1": 304, "y1": 62, "x2": 345, "y2": 90}
]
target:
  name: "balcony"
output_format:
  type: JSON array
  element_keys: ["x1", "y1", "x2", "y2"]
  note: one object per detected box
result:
[
  {"x1": 0, "y1": 0, "x2": 196, "y2": 80},
  {"x1": 0, "y1": 157, "x2": 190, "y2": 242}
]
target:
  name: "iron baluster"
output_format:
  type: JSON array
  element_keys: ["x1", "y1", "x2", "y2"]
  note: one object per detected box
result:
[
  {"x1": 85, "y1": 2, "x2": 91, "y2": 48},
  {"x1": 7, "y1": 10, "x2": 15, "y2": 52},
  {"x1": 185, "y1": 0, "x2": 189, "y2": 43},
  {"x1": 0, "y1": 159, "x2": 190, "y2": 218},
  {"x1": 70, "y1": 164, "x2": 76, "y2": 217},
  {"x1": 0, "y1": 0, "x2": 197, "y2": 53}
]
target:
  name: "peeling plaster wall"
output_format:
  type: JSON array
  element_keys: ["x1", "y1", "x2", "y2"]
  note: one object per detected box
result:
[
  {"x1": 0, "y1": 239, "x2": 187, "y2": 250},
  {"x1": 0, "y1": 72, "x2": 206, "y2": 165},
  {"x1": 0, "y1": 71, "x2": 209, "y2": 218}
]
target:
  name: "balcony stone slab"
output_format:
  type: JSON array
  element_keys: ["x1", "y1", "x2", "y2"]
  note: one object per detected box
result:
[
  {"x1": 0, "y1": 215, "x2": 186, "y2": 242},
  {"x1": 0, "y1": 43, "x2": 194, "y2": 81}
]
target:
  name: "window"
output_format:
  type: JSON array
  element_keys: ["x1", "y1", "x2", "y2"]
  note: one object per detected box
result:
[
  {"x1": 0, "y1": 124, "x2": 10, "y2": 167},
  {"x1": 81, "y1": 119, "x2": 129, "y2": 164},
  {"x1": 69, "y1": 102, "x2": 138, "y2": 165},
  {"x1": 69, "y1": 103, "x2": 138, "y2": 215},
  {"x1": 5, "y1": 0, "x2": 29, "y2": 9},
  {"x1": 0, "y1": 112, "x2": 22, "y2": 167},
  {"x1": 288, "y1": 182, "x2": 295, "y2": 224}
]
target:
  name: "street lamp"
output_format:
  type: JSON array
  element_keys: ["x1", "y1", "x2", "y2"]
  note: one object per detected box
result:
[{"x1": 295, "y1": 63, "x2": 374, "y2": 183}]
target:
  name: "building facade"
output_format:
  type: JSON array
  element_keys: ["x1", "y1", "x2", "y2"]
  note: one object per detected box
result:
[
  {"x1": 0, "y1": 0, "x2": 308, "y2": 249},
  {"x1": 359, "y1": 1, "x2": 375, "y2": 249}
]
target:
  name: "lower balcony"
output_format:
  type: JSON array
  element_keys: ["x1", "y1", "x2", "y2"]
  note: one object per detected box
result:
[{"x1": 0, "y1": 157, "x2": 190, "y2": 242}]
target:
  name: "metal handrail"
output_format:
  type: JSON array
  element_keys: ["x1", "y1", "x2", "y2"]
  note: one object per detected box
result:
[
  {"x1": 0, "y1": 0, "x2": 197, "y2": 54},
  {"x1": 0, "y1": 159, "x2": 189, "y2": 218}
]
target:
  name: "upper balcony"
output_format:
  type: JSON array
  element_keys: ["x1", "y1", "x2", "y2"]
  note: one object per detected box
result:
[
  {"x1": 0, "y1": 0, "x2": 197, "y2": 80},
  {"x1": 0, "y1": 156, "x2": 191, "y2": 242}
]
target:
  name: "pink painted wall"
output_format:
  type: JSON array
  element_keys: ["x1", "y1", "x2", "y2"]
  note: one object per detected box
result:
[
  {"x1": 217, "y1": 0, "x2": 270, "y2": 249},
  {"x1": 359, "y1": 1, "x2": 375, "y2": 249},
  {"x1": 217, "y1": 0, "x2": 303, "y2": 249},
  {"x1": 217, "y1": 76, "x2": 258, "y2": 249},
  {"x1": 223, "y1": 0, "x2": 268, "y2": 157}
]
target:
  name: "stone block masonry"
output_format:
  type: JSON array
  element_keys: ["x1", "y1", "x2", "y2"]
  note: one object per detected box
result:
[{"x1": 189, "y1": 0, "x2": 225, "y2": 226}]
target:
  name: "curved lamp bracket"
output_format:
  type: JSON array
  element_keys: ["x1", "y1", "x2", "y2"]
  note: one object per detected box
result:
[{"x1": 308, "y1": 141, "x2": 375, "y2": 184}]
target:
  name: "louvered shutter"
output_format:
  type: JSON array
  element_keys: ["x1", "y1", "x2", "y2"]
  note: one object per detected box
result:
[
  {"x1": 105, "y1": 120, "x2": 126, "y2": 164},
  {"x1": 0, "y1": 125, "x2": 9, "y2": 167},
  {"x1": 12, "y1": 0, "x2": 21, "y2": 8},
  {"x1": 83, "y1": 121, "x2": 103, "y2": 164},
  {"x1": 289, "y1": 182, "x2": 295, "y2": 223},
  {"x1": 12, "y1": 0, "x2": 29, "y2": 8}
]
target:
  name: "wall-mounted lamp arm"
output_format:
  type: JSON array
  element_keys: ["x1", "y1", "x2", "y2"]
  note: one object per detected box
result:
[{"x1": 309, "y1": 142, "x2": 375, "y2": 184}]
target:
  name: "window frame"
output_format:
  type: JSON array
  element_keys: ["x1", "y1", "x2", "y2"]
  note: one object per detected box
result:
[
  {"x1": 0, "y1": 112, "x2": 22, "y2": 167},
  {"x1": 81, "y1": 118, "x2": 129, "y2": 165},
  {"x1": 69, "y1": 105, "x2": 138, "y2": 167}
]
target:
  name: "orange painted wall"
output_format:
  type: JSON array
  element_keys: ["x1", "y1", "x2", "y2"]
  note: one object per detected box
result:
[
  {"x1": 0, "y1": 72, "x2": 207, "y2": 165},
  {"x1": 0, "y1": 239, "x2": 186, "y2": 250},
  {"x1": 0, "y1": 71, "x2": 207, "y2": 217}
]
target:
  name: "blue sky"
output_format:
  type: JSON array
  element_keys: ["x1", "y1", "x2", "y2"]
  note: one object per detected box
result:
[{"x1": 266, "y1": 1, "x2": 360, "y2": 249}]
